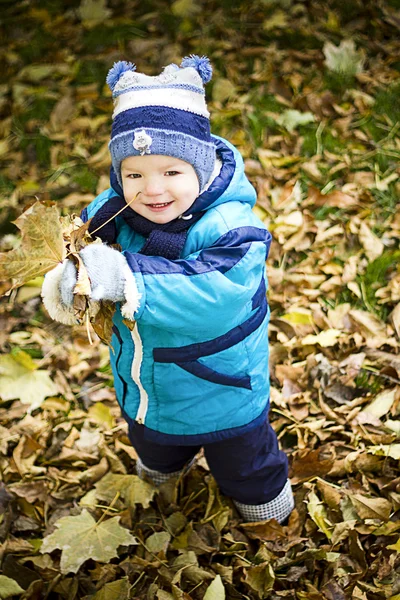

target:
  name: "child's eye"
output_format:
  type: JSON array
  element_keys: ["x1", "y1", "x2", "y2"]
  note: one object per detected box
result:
[
  {"x1": 165, "y1": 171, "x2": 180, "y2": 176},
  {"x1": 127, "y1": 173, "x2": 141, "y2": 179}
]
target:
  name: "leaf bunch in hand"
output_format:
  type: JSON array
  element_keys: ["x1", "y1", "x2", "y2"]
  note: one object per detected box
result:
[{"x1": 0, "y1": 201, "x2": 117, "y2": 344}]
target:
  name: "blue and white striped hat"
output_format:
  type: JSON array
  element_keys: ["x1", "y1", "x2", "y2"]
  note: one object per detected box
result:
[{"x1": 107, "y1": 55, "x2": 216, "y2": 193}]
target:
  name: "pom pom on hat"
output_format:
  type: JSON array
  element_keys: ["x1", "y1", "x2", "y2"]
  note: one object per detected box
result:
[
  {"x1": 107, "y1": 61, "x2": 136, "y2": 91},
  {"x1": 181, "y1": 55, "x2": 212, "y2": 84}
]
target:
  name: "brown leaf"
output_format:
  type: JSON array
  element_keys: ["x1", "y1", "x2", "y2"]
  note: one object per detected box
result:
[
  {"x1": 244, "y1": 561, "x2": 275, "y2": 597},
  {"x1": 68, "y1": 219, "x2": 92, "y2": 254},
  {"x1": 241, "y1": 519, "x2": 287, "y2": 541},
  {"x1": 350, "y1": 494, "x2": 392, "y2": 521},
  {"x1": 290, "y1": 448, "x2": 335, "y2": 484},
  {"x1": 306, "y1": 186, "x2": 358, "y2": 208},
  {"x1": 0, "y1": 202, "x2": 65, "y2": 293},
  {"x1": 91, "y1": 301, "x2": 116, "y2": 346}
]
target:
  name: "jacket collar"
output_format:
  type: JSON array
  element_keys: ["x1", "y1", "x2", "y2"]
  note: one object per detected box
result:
[{"x1": 185, "y1": 137, "x2": 235, "y2": 215}]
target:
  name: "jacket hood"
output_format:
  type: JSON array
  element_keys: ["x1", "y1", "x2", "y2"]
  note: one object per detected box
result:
[
  {"x1": 109, "y1": 135, "x2": 256, "y2": 217},
  {"x1": 187, "y1": 135, "x2": 257, "y2": 215}
]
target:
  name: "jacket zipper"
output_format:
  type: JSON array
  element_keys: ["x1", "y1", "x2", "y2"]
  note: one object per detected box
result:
[
  {"x1": 112, "y1": 325, "x2": 127, "y2": 409},
  {"x1": 130, "y1": 324, "x2": 149, "y2": 424}
]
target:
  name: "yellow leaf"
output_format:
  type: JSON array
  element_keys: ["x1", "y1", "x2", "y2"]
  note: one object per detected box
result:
[
  {"x1": 212, "y1": 79, "x2": 236, "y2": 103},
  {"x1": 282, "y1": 310, "x2": 314, "y2": 325},
  {"x1": 359, "y1": 221, "x2": 384, "y2": 262},
  {"x1": 385, "y1": 420, "x2": 400, "y2": 435},
  {"x1": 88, "y1": 402, "x2": 115, "y2": 429},
  {"x1": 10, "y1": 348, "x2": 37, "y2": 371},
  {"x1": 359, "y1": 388, "x2": 397, "y2": 419},
  {"x1": 171, "y1": 0, "x2": 200, "y2": 17},
  {"x1": 367, "y1": 444, "x2": 400, "y2": 460},
  {"x1": 0, "y1": 575, "x2": 24, "y2": 599},
  {"x1": 204, "y1": 574, "x2": 226, "y2": 600},
  {"x1": 263, "y1": 10, "x2": 288, "y2": 30},
  {"x1": 302, "y1": 329, "x2": 341, "y2": 347},
  {"x1": 78, "y1": 0, "x2": 111, "y2": 28},
  {"x1": 387, "y1": 538, "x2": 400, "y2": 553},
  {"x1": 307, "y1": 491, "x2": 333, "y2": 539},
  {"x1": 0, "y1": 354, "x2": 58, "y2": 410},
  {"x1": 0, "y1": 202, "x2": 65, "y2": 294}
]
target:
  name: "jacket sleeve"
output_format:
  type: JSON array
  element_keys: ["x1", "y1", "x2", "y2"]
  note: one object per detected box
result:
[{"x1": 124, "y1": 225, "x2": 271, "y2": 338}]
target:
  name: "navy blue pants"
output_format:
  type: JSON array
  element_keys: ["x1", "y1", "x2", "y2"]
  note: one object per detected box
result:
[{"x1": 127, "y1": 418, "x2": 288, "y2": 505}]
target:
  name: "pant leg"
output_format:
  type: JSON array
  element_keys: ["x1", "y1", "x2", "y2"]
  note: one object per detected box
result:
[
  {"x1": 204, "y1": 417, "x2": 293, "y2": 522},
  {"x1": 127, "y1": 421, "x2": 201, "y2": 485}
]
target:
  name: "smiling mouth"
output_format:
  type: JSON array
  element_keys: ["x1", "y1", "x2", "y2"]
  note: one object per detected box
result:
[{"x1": 146, "y1": 201, "x2": 174, "y2": 211}]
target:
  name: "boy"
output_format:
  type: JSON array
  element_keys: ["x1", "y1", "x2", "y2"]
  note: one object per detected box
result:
[{"x1": 42, "y1": 55, "x2": 294, "y2": 523}]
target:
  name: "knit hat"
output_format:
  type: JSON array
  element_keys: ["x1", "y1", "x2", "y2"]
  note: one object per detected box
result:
[{"x1": 107, "y1": 55, "x2": 216, "y2": 193}]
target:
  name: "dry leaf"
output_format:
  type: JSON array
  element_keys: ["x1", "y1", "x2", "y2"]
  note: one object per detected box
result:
[
  {"x1": 40, "y1": 509, "x2": 137, "y2": 573},
  {"x1": 359, "y1": 221, "x2": 384, "y2": 262},
  {"x1": 0, "y1": 202, "x2": 65, "y2": 293},
  {"x1": 350, "y1": 494, "x2": 392, "y2": 521}
]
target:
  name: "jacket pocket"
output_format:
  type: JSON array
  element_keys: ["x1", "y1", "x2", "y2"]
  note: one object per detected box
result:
[
  {"x1": 175, "y1": 359, "x2": 251, "y2": 390},
  {"x1": 152, "y1": 280, "x2": 268, "y2": 392}
]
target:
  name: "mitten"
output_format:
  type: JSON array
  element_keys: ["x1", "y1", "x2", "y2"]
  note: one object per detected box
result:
[
  {"x1": 79, "y1": 244, "x2": 127, "y2": 302},
  {"x1": 42, "y1": 260, "x2": 79, "y2": 325},
  {"x1": 59, "y1": 259, "x2": 78, "y2": 308}
]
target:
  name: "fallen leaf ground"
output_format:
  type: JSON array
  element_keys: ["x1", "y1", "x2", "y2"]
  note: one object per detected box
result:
[{"x1": 1, "y1": 1, "x2": 400, "y2": 599}]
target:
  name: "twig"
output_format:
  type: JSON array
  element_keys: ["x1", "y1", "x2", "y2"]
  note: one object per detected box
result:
[
  {"x1": 316, "y1": 120, "x2": 325, "y2": 156},
  {"x1": 130, "y1": 571, "x2": 146, "y2": 591},
  {"x1": 90, "y1": 191, "x2": 141, "y2": 237},
  {"x1": 95, "y1": 491, "x2": 120, "y2": 528},
  {"x1": 85, "y1": 309, "x2": 93, "y2": 345}
]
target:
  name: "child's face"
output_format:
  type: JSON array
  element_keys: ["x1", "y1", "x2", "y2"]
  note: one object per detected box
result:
[{"x1": 121, "y1": 155, "x2": 200, "y2": 224}]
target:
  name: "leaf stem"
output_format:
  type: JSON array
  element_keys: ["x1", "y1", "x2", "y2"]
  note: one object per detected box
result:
[
  {"x1": 89, "y1": 192, "x2": 141, "y2": 237},
  {"x1": 95, "y1": 491, "x2": 121, "y2": 528}
]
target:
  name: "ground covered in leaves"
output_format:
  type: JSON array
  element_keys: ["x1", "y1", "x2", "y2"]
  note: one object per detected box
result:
[{"x1": 1, "y1": 0, "x2": 400, "y2": 598}]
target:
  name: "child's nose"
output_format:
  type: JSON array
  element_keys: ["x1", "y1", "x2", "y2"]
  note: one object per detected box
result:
[{"x1": 143, "y1": 178, "x2": 164, "y2": 197}]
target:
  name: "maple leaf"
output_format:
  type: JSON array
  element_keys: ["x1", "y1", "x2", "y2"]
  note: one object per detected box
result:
[
  {"x1": 323, "y1": 39, "x2": 365, "y2": 75},
  {"x1": 0, "y1": 202, "x2": 65, "y2": 294},
  {"x1": 40, "y1": 509, "x2": 137, "y2": 574},
  {"x1": 95, "y1": 473, "x2": 156, "y2": 509}
]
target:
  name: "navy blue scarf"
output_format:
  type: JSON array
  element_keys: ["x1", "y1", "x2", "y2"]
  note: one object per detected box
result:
[{"x1": 88, "y1": 169, "x2": 203, "y2": 260}]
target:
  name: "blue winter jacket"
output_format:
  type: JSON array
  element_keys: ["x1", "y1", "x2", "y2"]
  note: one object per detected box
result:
[{"x1": 82, "y1": 136, "x2": 272, "y2": 445}]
